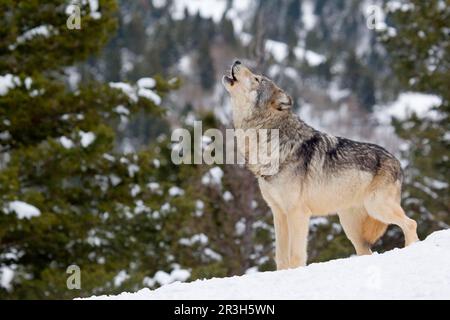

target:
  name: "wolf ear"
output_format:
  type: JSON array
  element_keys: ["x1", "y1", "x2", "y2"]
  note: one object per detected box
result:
[{"x1": 275, "y1": 91, "x2": 293, "y2": 110}]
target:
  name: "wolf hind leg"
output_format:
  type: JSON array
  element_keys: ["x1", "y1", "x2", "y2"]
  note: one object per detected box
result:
[
  {"x1": 364, "y1": 197, "x2": 418, "y2": 247},
  {"x1": 338, "y1": 207, "x2": 383, "y2": 255}
]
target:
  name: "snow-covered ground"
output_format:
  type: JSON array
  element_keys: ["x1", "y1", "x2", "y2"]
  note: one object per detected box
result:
[{"x1": 85, "y1": 229, "x2": 450, "y2": 300}]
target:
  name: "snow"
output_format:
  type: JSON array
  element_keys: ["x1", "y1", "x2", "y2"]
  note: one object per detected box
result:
[
  {"x1": 245, "y1": 266, "x2": 259, "y2": 275},
  {"x1": 10, "y1": 25, "x2": 56, "y2": 50},
  {"x1": 147, "y1": 182, "x2": 161, "y2": 192},
  {"x1": 0, "y1": 74, "x2": 20, "y2": 96},
  {"x1": 152, "y1": 267, "x2": 191, "y2": 287},
  {"x1": 0, "y1": 131, "x2": 11, "y2": 141},
  {"x1": 0, "y1": 266, "x2": 14, "y2": 290},
  {"x1": 310, "y1": 217, "x2": 329, "y2": 228},
  {"x1": 170, "y1": 269, "x2": 191, "y2": 282},
  {"x1": 24, "y1": 77, "x2": 32, "y2": 90},
  {"x1": 102, "y1": 154, "x2": 115, "y2": 162},
  {"x1": 152, "y1": 0, "x2": 167, "y2": 9},
  {"x1": 84, "y1": 230, "x2": 450, "y2": 300},
  {"x1": 65, "y1": 3, "x2": 78, "y2": 15},
  {"x1": 235, "y1": 218, "x2": 246, "y2": 236},
  {"x1": 0, "y1": 250, "x2": 22, "y2": 290},
  {"x1": 127, "y1": 164, "x2": 139, "y2": 178},
  {"x1": 178, "y1": 55, "x2": 192, "y2": 74},
  {"x1": 327, "y1": 82, "x2": 351, "y2": 102},
  {"x1": 114, "y1": 105, "x2": 130, "y2": 115},
  {"x1": 88, "y1": 0, "x2": 101, "y2": 19},
  {"x1": 59, "y1": 136, "x2": 74, "y2": 149},
  {"x1": 238, "y1": 32, "x2": 252, "y2": 47},
  {"x1": 201, "y1": 166, "x2": 223, "y2": 185},
  {"x1": 137, "y1": 88, "x2": 161, "y2": 105},
  {"x1": 168, "y1": 186, "x2": 185, "y2": 197},
  {"x1": 79, "y1": 131, "x2": 96, "y2": 147},
  {"x1": 137, "y1": 77, "x2": 156, "y2": 89},
  {"x1": 130, "y1": 184, "x2": 141, "y2": 197},
  {"x1": 142, "y1": 276, "x2": 156, "y2": 288},
  {"x1": 87, "y1": 232, "x2": 103, "y2": 247},
  {"x1": 224, "y1": 0, "x2": 253, "y2": 34},
  {"x1": 134, "y1": 200, "x2": 150, "y2": 214},
  {"x1": 110, "y1": 82, "x2": 137, "y2": 101},
  {"x1": 65, "y1": 0, "x2": 101, "y2": 19},
  {"x1": 386, "y1": 0, "x2": 414, "y2": 13},
  {"x1": 265, "y1": 39, "x2": 289, "y2": 62},
  {"x1": 264, "y1": 39, "x2": 325, "y2": 66},
  {"x1": 171, "y1": 0, "x2": 228, "y2": 23},
  {"x1": 109, "y1": 174, "x2": 121, "y2": 186},
  {"x1": 423, "y1": 177, "x2": 448, "y2": 190},
  {"x1": 114, "y1": 270, "x2": 130, "y2": 287},
  {"x1": 294, "y1": 47, "x2": 326, "y2": 66},
  {"x1": 194, "y1": 200, "x2": 204, "y2": 217},
  {"x1": 203, "y1": 248, "x2": 222, "y2": 261},
  {"x1": 179, "y1": 234, "x2": 209, "y2": 246},
  {"x1": 7, "y1": 201, "x2": 41, "y2": 219},
  {"x1": 222, "y1": 191, "x2": 233, "y2": 201},
  {"x1": 302, "y1": 0, "x2": 317, "y2": 31},
  {"x1": 153, "y1": 271, "x2": 173, "y2": 286},
  {"x1": 136, "y1": 76, "x2": 161, "y2": 105},
  {"x1": 110, "y1": 79, "x2": 163, "y2": 105},
  {"x1": 160, "y1": 202, "x2": 171, "y2": 213},
  {"x1": 444, "y1": 131, "x2": 450, "y2": 142},
  {"x1": 375, "y1": 92, "x2": 443, "y2": 124}
]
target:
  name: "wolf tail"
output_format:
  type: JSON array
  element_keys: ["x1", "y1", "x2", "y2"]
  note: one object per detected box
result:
[{"x1": 362, "y1": 216, "x2": 388, "y2": 245}]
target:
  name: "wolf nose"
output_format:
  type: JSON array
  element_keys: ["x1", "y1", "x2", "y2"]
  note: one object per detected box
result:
[{"x1": 233, "y1": 60, "x2": 241, "y2": 66}]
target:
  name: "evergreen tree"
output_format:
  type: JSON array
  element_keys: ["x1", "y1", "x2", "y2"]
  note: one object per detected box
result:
[
  {"x1": 341, "y1": 51, "x2": 376, "y2": 111},
  {"x1": 124, "y1": 10, "x2": 146, "y2": 56},
  {"x1": 0, "y1": 0, "x2": 182, "y2": 299},
  {"x1": 169, "y1": 113, "x2": 276, "y2": 277},
  {"x1": 381, "y1": 0, "x2": 450, "y2": 242},
  {"x1": 220, "y1": 16, "x2": 237, "y2": 47},
  {"x1": 102, "y1": 36, "x2": 123, "y2": 82},
  {"x1": 197, "y1": 35, "x2": 215, "y2": 91},
  {"x1": 284, "y1": 0, "x2": 300, "y2": 61}
]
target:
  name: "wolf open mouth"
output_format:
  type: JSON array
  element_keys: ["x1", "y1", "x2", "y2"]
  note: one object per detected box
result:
[
  {"x1": 231, "y1": 65, "x2": 237, "y2": 81},
  {"x1": 224, "y1": 67, "x2": 237, "y2": 85}
]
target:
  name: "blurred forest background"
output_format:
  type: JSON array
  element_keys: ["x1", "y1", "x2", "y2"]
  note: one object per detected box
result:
[{"x1": 0, "y1": 0, "x2": 448, "y2": 299}]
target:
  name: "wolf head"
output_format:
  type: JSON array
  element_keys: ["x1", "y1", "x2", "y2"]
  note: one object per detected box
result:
[{"x1": 222, "y1": 61, "x2": 293, "y2": 114}]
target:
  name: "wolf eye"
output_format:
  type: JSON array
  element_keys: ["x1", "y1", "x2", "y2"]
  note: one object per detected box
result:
[{"x1": 254, "y1": 77, "x2": 260, "y2": 83}]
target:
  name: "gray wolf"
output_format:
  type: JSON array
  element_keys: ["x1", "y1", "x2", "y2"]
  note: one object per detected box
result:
[{"x1": 222, "y1": 60, "x2": 419, "y2": 270}]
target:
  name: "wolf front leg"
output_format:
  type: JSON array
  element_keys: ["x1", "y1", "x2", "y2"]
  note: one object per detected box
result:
[
  {"x1": 272, "y1": 209, "x2": 290, "y2": 270},
  {"x1": 259, "y1": 181, "x2": 290, "y2": 270},
  {"x1": 287, "y1": 206, "x2": 311, "y2": 268}
]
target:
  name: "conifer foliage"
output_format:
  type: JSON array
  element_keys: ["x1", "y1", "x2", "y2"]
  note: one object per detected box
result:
[
  {"x1": 0, "y1": 0, "x2": 178, "y2": 298},
  {"x1": 382, "y1": 0, "x2": 449, "y2": 240}
]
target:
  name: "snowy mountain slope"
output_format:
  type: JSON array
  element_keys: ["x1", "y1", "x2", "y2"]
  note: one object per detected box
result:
[{"x1": 85, "y1": 230, "x2": 450, "y2": 300}]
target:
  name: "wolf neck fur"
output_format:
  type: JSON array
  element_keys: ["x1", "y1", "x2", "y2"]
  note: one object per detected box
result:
[
  {"x1": 231, "y1": 100, "x2": 316, "y2": 141},
  {"x1": 231, "y1": 100, "x2": 318, "y2": 176}
]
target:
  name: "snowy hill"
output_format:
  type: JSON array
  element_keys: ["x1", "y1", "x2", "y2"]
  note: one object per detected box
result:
[{"x1": 85, "y1": 230, "x2": 450, "y2": 300}]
